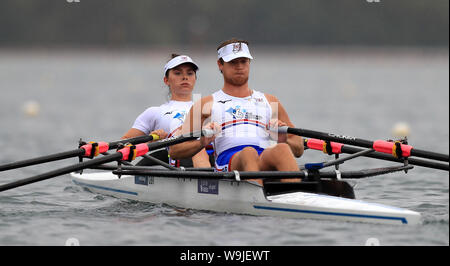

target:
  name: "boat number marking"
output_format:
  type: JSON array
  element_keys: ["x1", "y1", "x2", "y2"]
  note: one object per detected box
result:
[
  {"x1": 198, "y1": 179, "x2": 219, "y2": 195},
  {"x1": 134, "y1": 176, "x2": 154, "y2": 186}
]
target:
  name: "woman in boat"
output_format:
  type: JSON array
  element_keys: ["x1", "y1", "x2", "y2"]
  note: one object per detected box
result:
[{"x1": 122, "y1": 54, "x2": 211, "y2": 168}]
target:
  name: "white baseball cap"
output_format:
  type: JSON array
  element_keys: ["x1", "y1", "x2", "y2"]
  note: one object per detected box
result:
[
  {"x1": 217, "y1": 42, "x2": 253, "y2": 62},
  {"x1": 164, "y1": 55, "x2": 199, "y2": 76}
]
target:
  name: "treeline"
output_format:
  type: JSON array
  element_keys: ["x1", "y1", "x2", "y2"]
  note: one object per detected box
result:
[{"x1": 0, "y1": 0, "x2": 448, "y2": 47}]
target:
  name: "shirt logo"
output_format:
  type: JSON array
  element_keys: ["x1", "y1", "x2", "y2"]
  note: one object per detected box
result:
[
  {"x1": 226, "y1": 105, "x2": 261, "y2": 120},
  {"x1": 253, "y1": 98, "x2": 264, "y2": 103},
  {"x1": 173, "y1": 111, "x2": 187, "y2": 122},
  {"x1": 226, "y1": 105, "x2": 246, "y2": 119},
  {"x1": 218, "y1": 99, "x2": 232, "y2": 104}
]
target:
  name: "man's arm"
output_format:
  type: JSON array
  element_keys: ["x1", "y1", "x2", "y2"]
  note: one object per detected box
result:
[
  {"x1": 169, "y1": 96, "x2": 214, "y2": 160},
  {"x1": 266, "y1": 94, "x2": 304, "y2": 158}
]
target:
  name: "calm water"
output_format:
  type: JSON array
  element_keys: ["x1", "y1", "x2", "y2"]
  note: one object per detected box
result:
[{"x1": 0, "y1": 48, "x2": 448, "y2": 246}]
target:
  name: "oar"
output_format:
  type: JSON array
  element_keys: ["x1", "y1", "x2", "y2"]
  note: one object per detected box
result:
[
  {"x1": 0, "y1": 130, "x2": 210, "y2": 192},
  {"x1": 0, "y1": 134, "x2": 159, "y2": 172},
  {"x1": 303, "y1": 138, "x2": 449, "y2": 171},
  {"x1": 279, "y1": 127, "x2": 449, "y2": 163}
]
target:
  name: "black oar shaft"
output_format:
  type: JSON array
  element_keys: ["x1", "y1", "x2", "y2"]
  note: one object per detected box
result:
[
  {"x1": 0, "y1": 153, "x2": 122, "y2": 192},
  {"x1": 340, "y1": 145, "x2": 449, "y2": 171},
  {"x1": 0, "y1": 134, "x2": 156, "y2": 172},
  {"x1": 0, "y1": 149, "x2": 84, "y2": 172},
  {"x1": 288, "y1": 127, "x2": 449, "y2": 162},
  {"x1": 0, "y1": 130, "x2": 207, "y2": 192},
  {"x1": 304, "y1": 138, "x2": 448, "y2": 171},
  {"x1": 288, "y1": 128, "x2": 374, "y2": 147},
  {"x1": 410, "y1": 148, "x2": 449, "y2": 163},
  {"x1": 108, "y1": 135, "x2": 156, "y2": 148}
]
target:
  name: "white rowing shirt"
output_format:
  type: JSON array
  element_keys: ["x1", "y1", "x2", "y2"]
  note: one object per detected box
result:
[
  {"x1": 132, "y1": 100, "x2": 193, "y2": 138},
  {"x1": 211, "y1": 89, "x2": 273, "y2": 158},
  {"x1": 132, "y1": 100, "x2": 193, "y2": 166}
]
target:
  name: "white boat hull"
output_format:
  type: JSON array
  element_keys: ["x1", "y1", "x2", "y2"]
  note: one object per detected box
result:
[{"x1": 70, "y1": 172, "x2": 421, "y2": 225}]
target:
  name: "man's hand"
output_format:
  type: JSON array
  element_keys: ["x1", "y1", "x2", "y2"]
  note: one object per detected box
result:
[
  {"x1": 269, "y1": 119, "x2": 288, "y2": 143},
  {"x1": 201, "y1": 122, "x2": 221, "y2": 147}
]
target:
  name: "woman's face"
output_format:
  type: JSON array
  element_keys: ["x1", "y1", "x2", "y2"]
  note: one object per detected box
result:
[{"x1": 164, "y1": 64, "x2": 197, "y2": 99}]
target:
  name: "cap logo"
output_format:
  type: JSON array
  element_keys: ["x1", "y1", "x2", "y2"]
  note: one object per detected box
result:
[
  {"x1": 163, "y1": 55, "x2": 198, "y2": 76},
  {"x1": 232, "y1": 43, "x2": 242, "y2": 54},
  {"x1": 217, "y1": 42, "x2": 253, "y2": 62}
]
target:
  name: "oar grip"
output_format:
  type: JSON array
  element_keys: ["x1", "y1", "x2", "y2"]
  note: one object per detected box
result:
[
  {"x1": 150, "y1": 134, "x2": 160, "y2": 141},
  {"x1": 270, "y1": 126, "x2": 288, "y2": 133},
  {"x1": 201, "y1": 129, "x2": 215, "y2": 137}
]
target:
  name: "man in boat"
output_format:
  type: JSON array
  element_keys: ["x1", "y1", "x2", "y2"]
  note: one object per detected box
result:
[
  {"x1": 169, "y1": 39, "x2": 304, "y2": 184},
  {"x1": 122, "y1": 54, "x2": 212, "y2": 168}
]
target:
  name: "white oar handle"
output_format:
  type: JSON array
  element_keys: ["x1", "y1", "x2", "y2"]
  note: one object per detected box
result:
[
  {"x1": 201, "y1": 128, "x2": 216, "y2": 137},
  {"x1": 269, "y1": 126, "x2": 288, "y2": 134}
]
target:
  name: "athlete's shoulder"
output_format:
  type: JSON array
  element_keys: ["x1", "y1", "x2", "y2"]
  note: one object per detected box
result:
[
  {"x1": 263, "y1": 93, "x2": 280, "y2": 103},
  {"x1": 140, "y1": 106, "x2": 161, "y2": 117},
  {"x1": 187, "y1": 95, "x2": 213, "y2": 117},
  {"x1": 202, "y1": 95, "x2": 214, "y2": 103},
  {"x1": 192, "y1": 95, "x2": 213, "y2": 107}
]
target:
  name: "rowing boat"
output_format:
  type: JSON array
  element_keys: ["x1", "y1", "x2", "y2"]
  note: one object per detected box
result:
[
  {"x1": 70, "y1": 166, "x2": 422, "y2": 225},
  {"x1": 2, "y1": 127, "x2": 446, "y2": 225}
]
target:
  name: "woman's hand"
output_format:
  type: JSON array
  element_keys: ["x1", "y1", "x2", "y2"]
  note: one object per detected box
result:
[{"x1": 150, "y1": 129, "x2": 168, "y2": 141}]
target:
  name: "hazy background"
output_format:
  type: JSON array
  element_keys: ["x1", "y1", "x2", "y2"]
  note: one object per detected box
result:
[{"x1": 0, "y1": 0, "x2": 448, "y2": 49}]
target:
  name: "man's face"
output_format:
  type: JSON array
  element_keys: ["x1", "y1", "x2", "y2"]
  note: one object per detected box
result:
[{"x1": 218, "y1": 57, "x2": 250, "y2": 86}]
